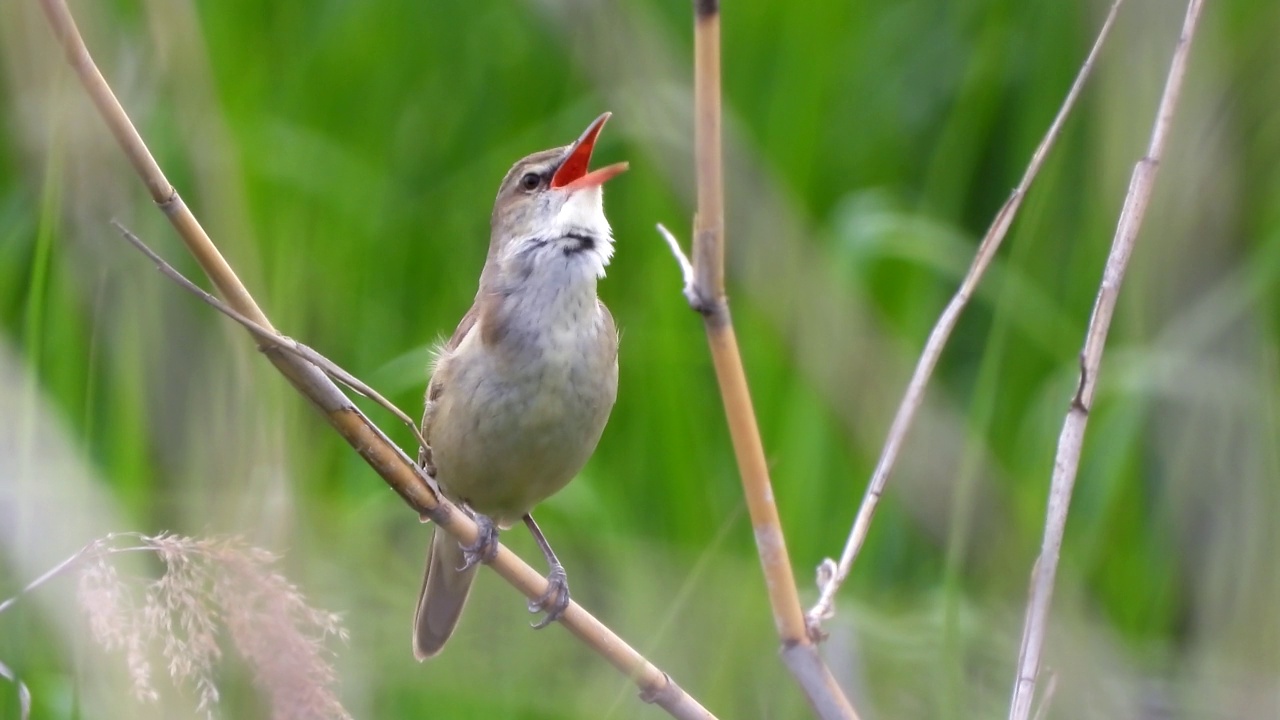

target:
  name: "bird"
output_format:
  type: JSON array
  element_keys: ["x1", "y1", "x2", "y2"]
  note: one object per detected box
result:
[{"x1": 412, "y1": 113, "x2": 627, "y2": 660}]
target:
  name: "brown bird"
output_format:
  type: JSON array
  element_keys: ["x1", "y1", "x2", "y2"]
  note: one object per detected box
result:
[{"x1": 413, "y1": 113, "x2": 627, "y2": 660}]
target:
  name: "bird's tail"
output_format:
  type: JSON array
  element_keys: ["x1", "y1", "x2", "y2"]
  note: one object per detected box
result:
[{"x1": 412, "y1": 526, "x2": 478, "y2": 660}]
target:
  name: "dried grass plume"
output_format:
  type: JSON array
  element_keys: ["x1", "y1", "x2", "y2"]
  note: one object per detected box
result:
[{"x1": 63, "y1": 532, "x2": 350, "y2": 720}]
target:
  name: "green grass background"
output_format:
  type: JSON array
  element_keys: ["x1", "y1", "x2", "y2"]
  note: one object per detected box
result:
[{"x1": 2, "y1": 0, "x2": 1278, "y2": 717}]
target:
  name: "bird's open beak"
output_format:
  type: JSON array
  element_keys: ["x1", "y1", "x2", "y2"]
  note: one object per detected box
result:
[{"x1": 551, "y1": 112, "x2": 629, "y2": 191}]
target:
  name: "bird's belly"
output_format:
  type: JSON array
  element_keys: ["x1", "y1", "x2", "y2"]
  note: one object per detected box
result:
[{"x1": 429, "y1": 334, "x2": 616, "y2": 527}]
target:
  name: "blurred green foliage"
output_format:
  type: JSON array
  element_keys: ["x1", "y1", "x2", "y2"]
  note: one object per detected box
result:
[{"x1": 2, "y1": 0, "x2": 1278, "y2": 718}]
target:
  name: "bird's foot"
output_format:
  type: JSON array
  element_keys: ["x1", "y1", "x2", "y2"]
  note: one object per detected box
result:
[
  {"x1": 528, "y1": 562, "x2": 570, "y2": 629},
  {"x1": 457, "y1": 512, "x2": 499, "y2": 572}
]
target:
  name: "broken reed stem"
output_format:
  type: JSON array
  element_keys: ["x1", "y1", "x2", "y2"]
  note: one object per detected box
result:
[
  {"x1": 805, "y1": 0, "x2": 1126, "y2": 635},
  {"x1": 112, "y1": 220, "x2": 428, "y2": 450},
  {"x1": 36, "y1": 1, "x2": 713, "y2": 717},
  {"x1": 1007, "y1": 1, "x2": 1206, "y2": 718},
  {"x1": 685, "y1": 1, "x2": 858, "y2": 718}
]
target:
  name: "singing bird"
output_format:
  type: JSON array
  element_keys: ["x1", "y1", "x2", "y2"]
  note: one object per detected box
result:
[{"x1": 413, "y1": 114, "x2": 627, "y2": 660}]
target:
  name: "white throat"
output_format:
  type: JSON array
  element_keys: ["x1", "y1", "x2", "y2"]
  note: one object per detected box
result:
[{"x1": 503, "y1": 185, "x2": 615, "y2": 279}]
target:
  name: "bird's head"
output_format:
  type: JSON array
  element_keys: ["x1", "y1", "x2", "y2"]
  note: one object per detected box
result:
[{"x1": 488, "y1": 113, "x2": 628, "y2": 272}]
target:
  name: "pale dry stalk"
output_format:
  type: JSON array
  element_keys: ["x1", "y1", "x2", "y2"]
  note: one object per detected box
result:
[
  {"x1": 35, "y1": 0, "x2": 713, "y2": 717},
  {"x1": 806, "y1": 0, "x2": 1126, "y2": 635},
  {"x1": 1008, "y1": 1, "x2": 1207, "y2": 718}
]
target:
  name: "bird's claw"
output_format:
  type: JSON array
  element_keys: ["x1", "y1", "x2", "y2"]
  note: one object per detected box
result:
[
  {"x1": 457, "y1": 513, "x2": 499, "y2": 572},
  {"x1": 528, "y1": 564, "x2": 570, "y2": 629}
]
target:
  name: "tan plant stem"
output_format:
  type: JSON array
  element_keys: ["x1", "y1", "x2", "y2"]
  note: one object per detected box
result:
[
  {"x1": 672, "y1": 1, "x2": 857, "y2": 718},
  {"x1": 691, "y1": 0, "x2": 804, "y2": 648},
  {"x1": 1007, "y1": 1, "x2": 1207, "y2": 718},
  {"x1": 36, "y1": 1, "x2": 714, "y2": 717},
  {"x1": 806, "y1": 0, "x2": 1126, "y2": 636}
]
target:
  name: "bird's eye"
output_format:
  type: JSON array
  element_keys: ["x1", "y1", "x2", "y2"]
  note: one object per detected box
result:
[{"x1": 519, "y1": 172, "x2": 541, "y2": 191}]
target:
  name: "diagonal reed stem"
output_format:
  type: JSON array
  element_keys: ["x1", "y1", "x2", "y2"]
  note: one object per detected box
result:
[{"x1": 806, "y1": 0, "x2": 1126, "y2": 635}]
